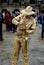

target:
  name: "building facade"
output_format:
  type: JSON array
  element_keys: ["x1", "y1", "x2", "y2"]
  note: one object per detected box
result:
[
  {"x1": 0, "y1": 0, "x2": 44, "y2": 10},
  {"x1": 0, "y1": 0, "x2": 44, "y2": 4}
]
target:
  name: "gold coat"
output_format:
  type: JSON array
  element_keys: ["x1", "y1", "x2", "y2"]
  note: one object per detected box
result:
[{"x1": 12, "y1": 14, "x2": 36, "y2": 36}]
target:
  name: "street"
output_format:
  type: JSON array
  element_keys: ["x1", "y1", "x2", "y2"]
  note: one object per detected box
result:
[{"x1": 0, "y1": 6, "x2": 44, "y2": 65}]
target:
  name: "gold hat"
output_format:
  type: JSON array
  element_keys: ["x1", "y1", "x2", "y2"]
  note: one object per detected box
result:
[{"x1": 21, "y1": 6, "x2": 35, "y2": 15}]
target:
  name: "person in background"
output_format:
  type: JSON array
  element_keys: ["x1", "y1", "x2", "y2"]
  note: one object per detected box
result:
[
  {"x1": 0, "y1": 11, "x2": 3, "y2": 41},
  {"x1": 35, "y1": 13, "x2": 39, "y2": 25},
  {"x1": 41, "y1": 13, "x2": 44, "y2": 38},
  {"x1": 12, "y1": 9, "x2": 20, "y2": 33},
  {"x1": 5, "y1": 11, "x2": 12, "y2": 31},
  {"x1": 1, "y1": 9, "x2": 7, "y2": 23},
  {"x1": 21, "y1": 0, "x2": 25, "y2": 6},
  {"x1": 38, "y1": 12, "x2": 44, "y2": 38},
  {"x1": 12, "y1": 6, "x2": 36, "y2": 65}
]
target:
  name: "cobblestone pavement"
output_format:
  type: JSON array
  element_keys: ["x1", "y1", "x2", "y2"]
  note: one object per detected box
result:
[{"x1": 0, "y1": 6, "x2": 44, "y2": 65}]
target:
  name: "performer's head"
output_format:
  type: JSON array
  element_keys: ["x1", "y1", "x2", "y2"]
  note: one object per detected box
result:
[{"x1": 21, "y1": 6, "x2": 35, "y2": 17}]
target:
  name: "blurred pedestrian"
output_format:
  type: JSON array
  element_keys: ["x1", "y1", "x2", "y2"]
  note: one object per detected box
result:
[
  {"x1": 21, "y1": 0, "x2": 26, "y2": 6},
  {"x1": 5, "y1": 11, "x2": 12, "y2": 31},
  {"x1": 38, "y1": 13, "x2": 44, "y2": 38},
  {"x1": 35, "y1": 13, "x2": 39, "y2": 25},
  {"x1": 41, "y1": 13, "x2": 44, "y2": 38},
  {"x1": 12, "y1": 6, "x2": 36, "y2": 65},
  {"x1": 0, "y1": 11, "x2": 3, "y2": 41},
  {"x1": 12, "y1": 9, "x2": 20, "y2": 33},
  {"x1": 1, "y1": 9, "x2": 7, "y2": 23}
]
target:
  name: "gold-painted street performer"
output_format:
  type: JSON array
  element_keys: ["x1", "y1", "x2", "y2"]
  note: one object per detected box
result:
[{"x1": 12, "y1": 6, "x2": 36, "y2": 65}]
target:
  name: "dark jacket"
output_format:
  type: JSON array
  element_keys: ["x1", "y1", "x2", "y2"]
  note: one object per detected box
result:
[
  {"x1": 38, "y1": 15, "x2": 44, "y2": 28},
  {"x1": 0, "y1": 13, "x2": 3, "y2": 34}
]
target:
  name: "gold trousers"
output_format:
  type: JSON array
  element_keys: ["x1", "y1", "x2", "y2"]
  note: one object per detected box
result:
[{"x1": 12, "y1": 36, "x2": 29, "y2": 65}]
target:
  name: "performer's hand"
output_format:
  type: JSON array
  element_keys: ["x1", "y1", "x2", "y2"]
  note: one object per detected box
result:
[{"x1": 19, "y1": 20, "x2": 23, "y2": 24}]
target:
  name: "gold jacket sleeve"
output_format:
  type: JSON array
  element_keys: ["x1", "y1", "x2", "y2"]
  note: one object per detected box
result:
[
  {"x1": 26, "y1": 17, "x2": 36, "y2": 34},
  {"x1": 12, "y1": 14, "x2": 22, "y2": 25}
]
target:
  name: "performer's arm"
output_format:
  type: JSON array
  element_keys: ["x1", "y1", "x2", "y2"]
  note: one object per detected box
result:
[
  {"x1": 12, "y1": 14, "x2": 21, "y2": 25},
  {"x1": 26, "y1": 17, "x2": 36, "y2": 34}
]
